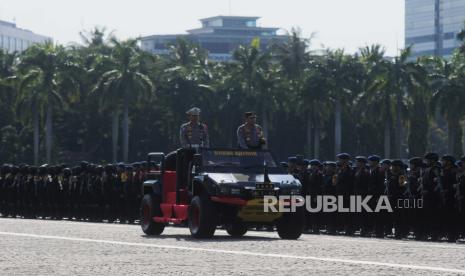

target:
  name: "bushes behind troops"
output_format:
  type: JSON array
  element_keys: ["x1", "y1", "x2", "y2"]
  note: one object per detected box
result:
[{"x1": 0, "y1": 161, "x2": 152, "y2": 223}]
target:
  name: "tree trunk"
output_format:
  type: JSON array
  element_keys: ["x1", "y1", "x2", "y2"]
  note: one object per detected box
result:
[
  {"x1": 122, "y1": 96, "x2": 129, "y2": 162},
  {"x1": 384, "y1": 117, "x2": 391, "y2": 159},
  {"x1": 334, "y1": 97, "x2": 342, "y2": 155},
  {"x1": 314, "y1": 123, "x2": 320, "y2": 159},
  {"x1": 448, "y1": 117, "x2": 461, "y2": 156},
  {"x1": 261, "y1": 104, "x2": 268, "y2": 149},
  {"x1": 32, "y1": 102, "x2": 39, "y2": 165},
  {"x1": 306, "y1": 110, "x2": 313, "y2": 156},
  {"x1": 45, "y1": 92, "x2": 53, "y2": 163},
  {"x1": 395, "y1": 93, "x2": 403, "y2": 158},
  {"x1": 112, "y1": 111, "x2": 119, "y2": 163}
]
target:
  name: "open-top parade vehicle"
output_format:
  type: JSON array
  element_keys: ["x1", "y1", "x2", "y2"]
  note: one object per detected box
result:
[{"x1": 140, "y1": 147, "x2": 304, "y2": 239}]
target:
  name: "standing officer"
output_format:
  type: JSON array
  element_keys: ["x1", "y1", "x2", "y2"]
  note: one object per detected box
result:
[
  {"x1": 367, "y1": 155, "x2": 385, "y2": 237},
  {"x1": 420, "y1": 152, "x2": 442, "y2": 241},
  {"x1": 385, "y1": 160, "x2": 408, "y2": 238},
  {"x1": 237, "y1": 112, "x2": 266, "y2": 150},
  {"x1": 440, "y1": 154, "x2": 458, "y2": 241},
  {"x1": 406, "y1": 157, "x2": 423, "y2": 239},
  {"x1": 335, "y1": 153, "x2": 354, "y2": 235},
  {"x1": 179, "y1": 107, "x2": 209, "y2": 148},
  {"x1": 455, "y1": 156, "x2": 465, "y2": 239},
  {"x1": 307, "y1": 159, "x2": 324, "y2": 233},
  {"x1": 353, "y1": 156, "x2": 369, "y2": 236}
]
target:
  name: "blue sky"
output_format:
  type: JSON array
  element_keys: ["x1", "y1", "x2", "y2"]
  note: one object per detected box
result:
[{"x1": 0, "y1": 0, "x2": 405, "y2": 56}]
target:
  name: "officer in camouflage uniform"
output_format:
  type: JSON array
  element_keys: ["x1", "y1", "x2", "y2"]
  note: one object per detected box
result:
[
  {"x1": 237, "y1": 112, "x2": 266, "y2": 150},
  {"x1": 179, "y1": 107, "x2": 210, "y2": 148}
]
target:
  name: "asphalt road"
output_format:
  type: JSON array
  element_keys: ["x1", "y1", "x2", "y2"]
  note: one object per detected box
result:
[{"x1": 1, "y1": 218, "x2": 465, "y2": 275}]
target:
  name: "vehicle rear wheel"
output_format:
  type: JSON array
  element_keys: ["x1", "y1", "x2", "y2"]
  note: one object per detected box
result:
[
  {"x1": 140, "y1": 194, "x2": 165, "y2": 235},
  {"x1": 188, "y1": 194, "x2": 218, "y2": 238},
  {"x1": 226, "y1": 222, "x2": 248, "y2": 238},
  {"x1": 276, "y1": 206, "x2": 304, "y2": 240}
]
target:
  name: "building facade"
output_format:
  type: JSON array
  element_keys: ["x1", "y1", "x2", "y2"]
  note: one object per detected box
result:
[
  {"x1": 140, "y1": 16, "x2": 288, "y2": 61},
  {"x1": 405, "y1": 0, "x2": 465, "y2": 59},
  {"x1": 0, "y1": 20, "x2": 51, "y2": 53}
]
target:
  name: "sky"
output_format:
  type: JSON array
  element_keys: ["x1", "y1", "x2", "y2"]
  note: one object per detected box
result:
[{"x1": 0, "y1": 0, "x2": 405, "y2": 56}]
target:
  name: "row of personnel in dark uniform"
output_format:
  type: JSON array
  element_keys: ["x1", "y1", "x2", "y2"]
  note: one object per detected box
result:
[
  {"x1": 286, "y1": 152, "x2": 465, "y2": 242},
  {"x1": 0, "y1": 161, "x2": 151, "y2": 223}
]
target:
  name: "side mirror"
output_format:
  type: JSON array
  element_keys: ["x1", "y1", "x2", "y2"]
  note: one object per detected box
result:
[{"x1": 193, "y1": 154, "x2": 202, "y2": 167}]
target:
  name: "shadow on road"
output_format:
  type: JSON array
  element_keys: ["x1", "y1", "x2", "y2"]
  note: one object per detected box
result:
[{"x1": 141, "y1": 233, "x2": 280, "y2": 242}]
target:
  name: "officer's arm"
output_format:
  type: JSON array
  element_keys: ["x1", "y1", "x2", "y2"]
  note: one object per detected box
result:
[
  {"x1": 203, "y1": 124, "x2": 210, "y2": 148},
  {"x1": 179, "y1": 126, "x2": 187, "y2": 147},
  {"x1": 237, "y1": 127, "x2": 247, "y2": 149}
]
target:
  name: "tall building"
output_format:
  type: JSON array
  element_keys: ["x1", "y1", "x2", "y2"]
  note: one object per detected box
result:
[
  {"x1": 405, "y1": 0, "x2": 465, "y2": 59},
  {"x1": 0, "y1": 20, "x2": 51, "y2": 53},
  {"x1": 140, "y1": 16, "x2": 288, "y2": 61}
]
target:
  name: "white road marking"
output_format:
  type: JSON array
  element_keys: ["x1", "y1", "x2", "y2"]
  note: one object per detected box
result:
[
  {"x1": 0, "y1": 231, "x2": 464, "y2": 274},
  {"x1": 1, "y1": 218, "x2": 464, "y2": 250}
]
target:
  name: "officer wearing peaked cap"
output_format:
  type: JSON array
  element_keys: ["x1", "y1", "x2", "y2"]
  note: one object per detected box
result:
[
  {"x1": 180, "y1": 107, "x2": 210, "y2": 148},
  {"x1": 237, "y1": 112, "x2": 266, "y2": 150}
]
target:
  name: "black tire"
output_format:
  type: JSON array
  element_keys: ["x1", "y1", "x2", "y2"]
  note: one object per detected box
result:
[
  {"x1": 140, "y1": 194, "x2": 165, "y2": 235},
  {"x1": 276, "y1": 207, "x2": 304, "y2": 240},
  {"x1": 226, "y1": 222, "x2": 248, "y2": 238},
  {"x1": 188, "y1": 194, "x2": 218, "y2": 238}
]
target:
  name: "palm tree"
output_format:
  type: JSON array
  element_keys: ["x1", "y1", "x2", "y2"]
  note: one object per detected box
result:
[
  {"x1": 0, "y1": 49, "x2": 17, "y2": 128},
  {"x1": 18, "y1": 42, "x2": 81, "y2": 163},
  {"x1": 359, "y1": 45, "x2": 394, "y2": 157},
  {"x1": 15, "y1": 69, "x2": 46, "y2": 165},
  {"x1": 429, "y1": 54, "x2": 465, "y2": 157},
  {"x1": 324, "y1": 50, "x2": 362, "y2": 155},
  {"x1": 273, "y1": 29, "x2": 314, "y2": 155},
  {"x1": 375, "y1": 46, "x2": 421, "y2": 158},
  {"x1": 93, "y1": 38, "x2": 154, "y2": 162}
]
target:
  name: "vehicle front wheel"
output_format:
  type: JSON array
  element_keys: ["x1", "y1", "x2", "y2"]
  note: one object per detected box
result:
[
  {"x1": 140, "y1": 194, "x2": 165, "y2": 235},
  {"x1": 188, "y1": 194, "x2": 218, "y2": 239},
  {"x1": 276, "y1": 207, "x2": 304, "y2": 240},
  {"x1": 226, "y1": 222, "x2": 248, "y2": 238}
]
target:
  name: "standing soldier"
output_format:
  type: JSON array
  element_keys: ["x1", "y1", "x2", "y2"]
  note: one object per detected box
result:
[
  {"x1": 237, "y1": 112, "x2": 266, "y2": 150},
  {"x1": 335, "y1": 153, "x2": 354, "y2": 235},
  {"x1": 440, "y1": 154, "x2": 458, "y2": 241},
  {"x1": 322, "y1": 161, "x2": 337, "y2": 234},
  {"x1": 307, "y1": 159, "x2": 324, "y2": 233},
  {"x1": 179, "y1": 107, "x2": 210, "y2": 148},
  {"x1": 367, "y1": 155, "x2": 385, "y2": 237},
  {"x1": 102, "y1": 164, "x2": 116, "y2": 222},
  {"x1": 353, "y1": 156, "x2": 370, "y2": 236},
  {"x1": 406, "y1": 157, "x2": 423, "y2": 239},
  {"x1": 385, "y1": 159, "x2": 408, "y2": 238},
  {"x1": 455, "y1": 157, "x2": 465, "y2": 239},
  {"x1": 420, "y1": 152, "x2": 442, "y2": 241}
]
